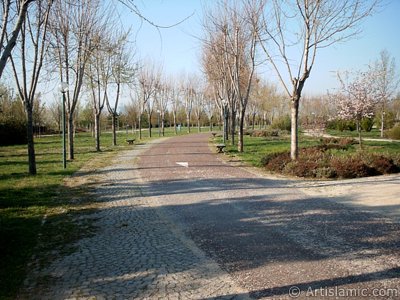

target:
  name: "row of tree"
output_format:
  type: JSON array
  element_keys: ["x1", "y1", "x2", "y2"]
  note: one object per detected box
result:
[
  {"x1": 1, "y1": 0, "x2": 140, "y2": 174},
  {"x1": 0, "y1": 0, "x2": 393, "y2": 175}
]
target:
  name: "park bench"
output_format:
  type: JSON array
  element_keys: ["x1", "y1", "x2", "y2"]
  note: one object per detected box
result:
[
  {"x1": 216, "y1": 144, "x2": 226, "y2": 153},
  {"x1": 126, "y1": 139, "x2": 135, "y2": 145}
]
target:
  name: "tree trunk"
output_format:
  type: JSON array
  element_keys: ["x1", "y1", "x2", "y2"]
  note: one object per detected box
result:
[
  {"x1": 94, "y1": 113, "x2": 101, "y2": 152},
  {"x1": 148, "y1": 112, "x2": 152, "y2": 138},
  {"x1": 173, "y1": 113, "x2": 177, "y2": 135},
  {"x1": 380, "y1": 110, "x2": 385, "y2": 138},
  {"x1": 238, "y1": 110, "x2": 245, "y2": 153},
  {"x1": 138, "y1": 114, "x2": 142, "y2": 139},
  {"x1": 68, "y1": 115, "x2": 75, "y2": 160},
  {"x1": 112, "y1": 113, "x2": 117, "y2": 146},
  {"x1": 290, "y1": 99, "x2": 299, "y2": 160},
  {"x1": 187, "y1": 113, "x2": 191, "y2": 133},
  {"x1": 357, "y1": 119, "x2": 363, "y2": 148},
  {"x1": 26, "y1": 104, "x2": 37, "y2": 175},
  {"x1": 230, "y1": 110, "x2": 236, "y2": 146},
  {"x1": 197, "y1": 118, "x2": 201, "y2": 132},
  {"x1": 161, "y1": 115, "x2": 165, "y2": 137}
]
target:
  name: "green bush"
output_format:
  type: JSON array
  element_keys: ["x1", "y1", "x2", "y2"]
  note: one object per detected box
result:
[
  {"x1": 243, "y1": 129, "x2": 253, "y2": 136},
  {"x1": 374, "y1": 111, "x2": 396, "y2": 130},
  {"x1": 387, "y1": 124, "x2": 400, "y2": 140},
  {"x1": 271, "y1": 115, "x2": 291, "y2": 131},
  {"x1": 361, "y1": 117, "x2": 374, "y2": 132},
  {"x1": 327, "y1": 119, "x2": 357, "y2": 131}
]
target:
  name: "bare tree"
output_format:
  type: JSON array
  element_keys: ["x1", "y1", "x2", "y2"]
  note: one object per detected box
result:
[
  {"x1": 49, "y1": 0, "x2": 101, "y2": 159},
  {"x1": 204, "y1": 85, "x2": 217, "y2": 131},
  {"x1": 86, "y1": 30, "x2": 112, "y2": 152},
  {"x1": 48, "y1": 98, "x2": 62, "y2": 132},
  {"x1": 155, "y1": 78, "x2": 171, "y2": 137},
  {"x1": 202, "y1": 15, "x2": 236, "y2": 144},
  {"x1": 254, "y1": 0, "x2": 379, "y2": 159},
  {"x1": 169, "y1": 78, "x2": 181, "y2": 135},
  {"x1": 202, "y1": 0, "x2": 258, "y2": 152},
  {"x1": 106, "y1": 30, "x2": 136, "y2": 146},
  {"x1": 9, "y1": 0, "x2": 53, "y2": 175},
  {"x1": 192, "y1": 81, "x2": 205, "y2": 132},
  {"x1": 0, "y1": 0, "x2": 35, "y2": 78},
  {"x1": 136, "y1": 63, "x2": 159, "y2": 139},
  {"x1": 373, "y1": 50, "x2": 398, "y2": 137},
  {"x1": 182, "y1": 75, "x2": 195, "y2": 133}
]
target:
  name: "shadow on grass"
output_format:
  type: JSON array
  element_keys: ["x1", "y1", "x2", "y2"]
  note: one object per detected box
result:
[{"x1": 0, "y1": 181, "x2": 99, "y2": 300}]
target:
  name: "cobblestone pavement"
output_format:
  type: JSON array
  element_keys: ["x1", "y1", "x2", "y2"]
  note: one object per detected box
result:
[
  {"x1": 19, "y1": 141, "x2": 250, "y2": 300},
  {"x1": 136, "y1": 134, "x2": 400, "y2": 300},
  {"x1": 19, "y1": 133, "x2": 400, "y2": 300}
]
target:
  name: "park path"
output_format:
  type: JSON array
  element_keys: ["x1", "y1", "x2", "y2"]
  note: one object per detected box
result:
[
  {"x1": 19, "y1": 138, "x2": 249, "y2": 300},
  {"x1": 20, "y1": 133, "x2": 400, "y2": 299}
]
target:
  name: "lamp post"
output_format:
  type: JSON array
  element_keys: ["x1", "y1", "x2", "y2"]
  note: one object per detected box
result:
[{"x1": 59, "y1": 82, "x2": 68, "y2": 169}]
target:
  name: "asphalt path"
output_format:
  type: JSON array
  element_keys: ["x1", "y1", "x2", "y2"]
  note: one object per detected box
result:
[{"x1": 136, "y1": 133, "x2": 400, "y2": 299}]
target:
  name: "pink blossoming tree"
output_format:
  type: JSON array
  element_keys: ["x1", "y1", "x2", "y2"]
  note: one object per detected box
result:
[{"x1": 335, "y1": 69, "x2": 382, "y2": 146}]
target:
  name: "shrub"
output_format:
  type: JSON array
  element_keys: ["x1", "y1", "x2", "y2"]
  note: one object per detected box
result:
[
  {"x1": 271, "y1": 115, "x2": 291, "y2": 131},
  {"x1": 338, "y1": 138, "x2": 355, "y2": 147},
  {"x1": 243, "y1": 129, "x2": 253, "y2": 136},
  {"x1": 361, "y1": 117, "x2": 374, "y2": 132},
  {"x1": 251, "y1": 129, "x2": 280, "y2": 137},
  {"x1": 374, "y1": 111, "x2": 396, "y2": 130},
  {"x1": 262, "y1": 151, "x2": 290, "y2": 172},
  {"x1": 320, "y1": 137, "x2": 339, "y2": 145},
  {"x1": 365, "y1": 154, "x2": 399, "y2": 175},
  {"x1": 315, "y1": 167, "x2": 337, "y2": 179},
  {"x1": 387, "y1": 124, "x2": 400, "y2": 140},
  {"x1": 327, "y1": 119, "x2": 357, "y2": 131},
  {"x1": 286, "y1": 160, "x2": 320, "y2": 177},
  {"x1": 331, "y1": 155, "x2": 376, "y2": 178},
  {"x1": 262, "y1": 146, "x2": 400, "y2": 179},
  {"x1": 318, "y1": 137, "x2": 353, "y2": 151}
]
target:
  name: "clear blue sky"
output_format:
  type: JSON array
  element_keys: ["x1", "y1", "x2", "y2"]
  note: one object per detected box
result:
[{"x1": 122, "y1": 0, "x2": 400, "y2": 96}]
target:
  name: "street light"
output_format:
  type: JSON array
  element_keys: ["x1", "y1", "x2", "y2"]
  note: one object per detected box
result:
[{"x1": 59, "y1": 82, "x2": 68, "y2": 169}]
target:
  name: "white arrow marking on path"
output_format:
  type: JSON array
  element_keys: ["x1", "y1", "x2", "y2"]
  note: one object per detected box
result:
[{"x1": 176, "y1": 162, "x2": 189, "y2": 168}]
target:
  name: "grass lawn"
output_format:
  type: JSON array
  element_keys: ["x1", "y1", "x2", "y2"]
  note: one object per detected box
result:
[
  {"x1": 326, "y1": 128, "x2": 385, "y2": 139},
  {"x1": 222, "y1": 134, "x2": 319, "y2": 167},
  {"x1": 0, "y1": 127, "x2": 189, "y2": 299}
]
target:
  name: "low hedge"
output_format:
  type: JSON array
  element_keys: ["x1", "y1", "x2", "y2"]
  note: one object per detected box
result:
[{"x1": 262, "y1": 142, "x2": 400, "y2": 179}]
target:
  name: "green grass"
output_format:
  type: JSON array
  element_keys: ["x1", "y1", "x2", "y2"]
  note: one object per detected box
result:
[
  {"x1": 221, "y1": 134, "x2": 319, "y2": 167},
  {"x1": 326, "y1": 128, "x2": 384, "y2": 139},
  {"x1": 0, "y1": 127, "x2": 189, "y2": 300}
]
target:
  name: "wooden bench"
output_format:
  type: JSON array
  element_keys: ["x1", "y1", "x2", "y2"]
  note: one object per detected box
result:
[
  {"x1": 126, "y1": 139, "x2": 135, "y2": 145},
  {"x1": 216, "y1": 144, "x2": 226, "y2": 153}
]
